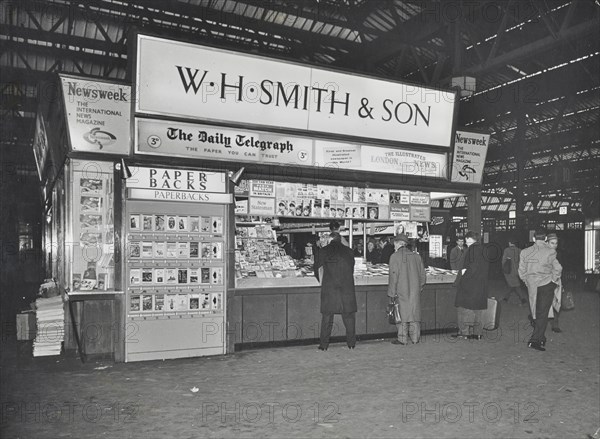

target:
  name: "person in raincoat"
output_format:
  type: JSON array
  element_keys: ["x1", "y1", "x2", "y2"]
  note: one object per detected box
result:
[
  {"x1": 518, "y1": 230, "x2": 562, "y2": 351},
  {"x1": 387, "y1": 234, "x2": 426, "y2": 345}
]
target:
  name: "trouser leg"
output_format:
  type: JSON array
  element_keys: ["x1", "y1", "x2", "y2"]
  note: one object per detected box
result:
[
  {"x1": 551, "y1": 310, "x2": 560, "y2": 329},
  {"x1": 341, "y1": 312, "x2": 356, "y2": 347},
  {"x1": 320, "y1": 313, "x2": 334, "y2": 348},
  {"x1": 408, "y1": 321, "x2": 421, "y2": 343},
  {"x1": 529, "y1": 283, "x2": 555, "y2": 344},
  {"x1": 472, "y1": 310, "x2": 483, "y2": 336},
  {"x1": 396, "y1": 322, "x2": 408, "y2": 344},
  {"x1": 456, "y1": 307, "x2": 470, "y2": 335}
]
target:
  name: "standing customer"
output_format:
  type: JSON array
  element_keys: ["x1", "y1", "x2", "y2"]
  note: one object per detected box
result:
[
  {"x1": 379, "y1": 237, "x2": 395, "y2": 264},
  {"x1": 501, "y1": 237, "x2": 528, "y2": 305},
  {"x1": 518, "y1": 230, "x2": 562, "y2": 351},
  {"x1": 387, "y1": 234, "x2": 426, "y2": 345},
  {"x1": 315, "y1": 232, "x2": 357, "y2": 350},
  {"x1": 453, "y1": 231, "x2": 490, "y2": 340},
  {"x1": 449, "y1": 237, "x2": 466, "y2": 270}
]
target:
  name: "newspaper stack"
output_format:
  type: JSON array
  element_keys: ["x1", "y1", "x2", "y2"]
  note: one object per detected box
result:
[{"x1": 33, "y1": 296, "x2": 64, "y2": 357}]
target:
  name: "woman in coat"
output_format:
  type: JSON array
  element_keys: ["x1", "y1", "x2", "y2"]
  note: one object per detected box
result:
[
  {"x1": 501, "y1": 238, "x2": 527, "y2": 305},
  {"x1": 454, "y1": 231, "x2": 490, "y2": 340},
  {"x1": 314, "y1": 232, "x2": 357, "y2": 350}
]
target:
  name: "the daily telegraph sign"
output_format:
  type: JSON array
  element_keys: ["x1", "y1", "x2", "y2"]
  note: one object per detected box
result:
[
  {"x1": 135, "y1": 35, "x2": 457, "y2": 148},
  {"x1": 135, "y1": 118, "x2": 448, "y2": 178}
]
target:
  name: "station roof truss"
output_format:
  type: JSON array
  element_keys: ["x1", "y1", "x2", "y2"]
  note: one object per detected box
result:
[{"x1": 1, "y1": 0, "x2": 598, "y2": 215}]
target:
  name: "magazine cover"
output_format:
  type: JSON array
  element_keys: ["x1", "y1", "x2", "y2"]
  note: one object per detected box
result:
[
  {"x1": 129, "y1": 269, "x2": 141, "y2": 285},
  {"x1": 129, "y1": 242, "x2": 141, "y2": 258},
  {"x1": 190, "y1": 216, "x2": 200, "y2": 232},
  {"x1": 142, "y1": 214, "x2": 153, "y2": 231},
  {"x1": 166, "y1": 268, "x2": 177, "y2": 284},
  {"x1": 178, "y1": 268, "x2": 188, "y2": 284},
  {"x1": 141, "y1": 268, "x2": 153, "y2": 284},
  {"x1": 189, "y1": 294, "x2": 200, "y2": 310},
  {"x1": 201, "y1": 216, "x2": 211, "y2": 233},
  {"x1": 177, "y1": 216, "x2": 188, "y2": 231},
  {"x1": 130, "y1": 295, "x2": 141, "y2": 312},
  {"x1": 190, "y1": 242, "x2": 199, "y2": 258},
  {"x1": 142, "y1": 294, "x2": 153, "y2": 311},
  {"x1": 211, "y1": 267, "x2": 223, "y2": 285},
  {"x1": 154, "y1": 294, "x2": 165, "y2": 311},
  {"x1": 211, "y1": 217, "x2": 223, "y2": 234},
  {"x1": 200, "y1": 293, "x2": 211, "y2": 310},
  {"x1": 166, "y1": 242, "x2": 177, "y2": 258},
  {"x1": 129, "y1": 214, "x2": 140, "y2": 231},
  {"x1": 141, "y1": 242, "x2": 153, "y2": 258},
  {"x1": 155, "y1": 214, "x2": 165, "y2": 231},
  {"x1": 154, "y1": 268, "x2": 165, "y2": 284}
]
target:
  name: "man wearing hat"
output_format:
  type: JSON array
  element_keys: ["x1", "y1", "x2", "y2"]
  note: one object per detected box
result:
[
  {"x1": 453, "y1": 231, "x2": 490, "y2": 340},
  {"x1": 387, "y1": 233, "x2": 426, "y2": 345},
  {"x1": 518, "y1": 230, "x2": 562, "y2": 351}
]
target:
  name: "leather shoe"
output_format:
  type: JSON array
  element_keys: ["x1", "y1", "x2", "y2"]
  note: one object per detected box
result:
[
  {"x1": 551, "y1": 327, "x2": 562, "y2": 333},
  {"x1": 390, "y1": 340, "x2": 406, "y2": 345},
  {"x1": 528, "y1": 342, "x2": 546, "y2": 352},
  {"x1": 318, "y1": 345, "x2": 327, "y2": 351}
]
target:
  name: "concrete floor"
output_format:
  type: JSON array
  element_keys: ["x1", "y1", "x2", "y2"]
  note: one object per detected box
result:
[{"x1": 1, "y1": 281, "x2": 599, "y2": 439}]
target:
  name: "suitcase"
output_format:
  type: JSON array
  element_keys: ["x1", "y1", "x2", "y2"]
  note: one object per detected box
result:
[{"x1": 482, "y1": 297, "x2": 500, "y2": 330}]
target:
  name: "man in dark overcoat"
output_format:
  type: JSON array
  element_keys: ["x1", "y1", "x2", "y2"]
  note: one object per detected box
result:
[
  {"x1": 315, "y1": 232, "x2": 357, "y2": 350},
  {"x1": 454, "y1": 231, "x2": 489, "y2": 340}
]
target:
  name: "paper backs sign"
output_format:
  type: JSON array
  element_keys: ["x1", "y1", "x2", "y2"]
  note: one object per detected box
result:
[
  {"x1": 451, "y1": 130, "x2": 490, "y2": 184},
  {"x1": 60, "y1": 75, "x2": 131, "y2": 155},
  {"x1": 126, "y1": 166, "x2": 227, "y2": 193},
  {"x1": 135, "y1": 35, "x2": 456, "y2": 148}
]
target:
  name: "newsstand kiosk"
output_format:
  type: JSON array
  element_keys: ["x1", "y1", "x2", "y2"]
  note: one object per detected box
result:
[{"x1": 34, "y1": 32, "x2": 489, "y2": 362}]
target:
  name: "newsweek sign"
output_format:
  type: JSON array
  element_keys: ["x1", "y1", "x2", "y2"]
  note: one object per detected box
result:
[
  {"x1": 450, "y1": 130, "x2": 490, "y2": 184},
  {"x1": 135, "y1": 35, "x2": 457, "y2": 148},
  {"x1": 60, "y1": 75, "x2": 131, "y2": 155}
]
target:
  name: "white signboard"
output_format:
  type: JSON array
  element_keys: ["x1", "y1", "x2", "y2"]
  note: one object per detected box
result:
[
  {"x1": 60, "y1": 75, "x2": 131, "y2": 155},
  {"x1": 135, "y1": 118, "x2": 313, "y2": 166},
  {"x1": 315, "y1": 141, "x2": 447, "y2": 178},
  {"x1": 125, "y1": 166, "x2": 227, "y2": 193},
  {"x1": 429, "y1": 235, "x2": 443, "y2": 258},
  {"x1": 249, "y1": 197, "x2": 276, "y2": 216},
  {"x1": 450, "y1": 130, "x2": 490, "y2": 184},
  {"x1": 128, "y1": 189, "x2": 232, "y2": 204},
  {"x1": 136, "y1": 35, "x2": 456, "y2": 148}
]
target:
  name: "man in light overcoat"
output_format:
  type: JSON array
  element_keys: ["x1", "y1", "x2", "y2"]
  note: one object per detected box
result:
[
  {"x1": 518, "y1": 230, "x2": 562, "y2": 351},
  {"x1": 387, "y1": 234, "x2": 426, "y2": 345}
]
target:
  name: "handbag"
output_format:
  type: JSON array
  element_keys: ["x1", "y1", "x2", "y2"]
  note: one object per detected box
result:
[
  {"x1": 387, "y1": 297, "x2": 401, "y2": 324},
  {"x1": 561, "y1": 288, "x2": 575, "y2": 311},
  {"x1": 502, "y1": 258, "x2": 512, "y2": 275}
]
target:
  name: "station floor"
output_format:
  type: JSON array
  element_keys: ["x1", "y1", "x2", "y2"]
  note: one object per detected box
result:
[{"x1": 1, "y1": 280, "x2": 599, "y2": 439}]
